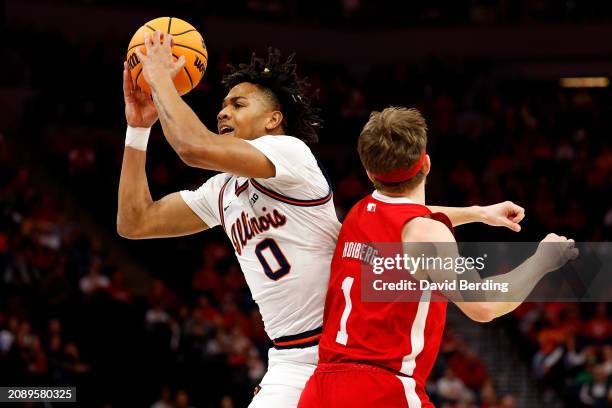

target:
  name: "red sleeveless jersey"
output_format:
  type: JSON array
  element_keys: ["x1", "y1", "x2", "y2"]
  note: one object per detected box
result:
[{"x1": 318, "y1": 192, "x2": 453, "y2": 405}]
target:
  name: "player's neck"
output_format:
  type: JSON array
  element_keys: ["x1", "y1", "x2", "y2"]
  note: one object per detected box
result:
[
  {"x1": 265, "y1": 126, "x2": 285, "y2": 136},
  {"x1": 377, "y1": 184, "x2": 425, "y2": 205}
]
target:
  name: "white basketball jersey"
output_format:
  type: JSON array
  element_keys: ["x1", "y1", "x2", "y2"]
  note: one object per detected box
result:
[{"x1": 180, "y1": 135, "x2": 341, "y2": 340}]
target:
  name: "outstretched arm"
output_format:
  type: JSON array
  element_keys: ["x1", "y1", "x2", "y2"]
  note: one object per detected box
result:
[
  {"x1": 402, "y1": 218, "x2": 577, "y2": 322},
  {"x1": 117, "y1": 62, "x2": 207, "y2": 239},
  {"x1": 428, "y1": 201, "x2": 525, "y2": 231},
  {"x1": 133, "y1": 31, "x2": 275, "y2": 178}
]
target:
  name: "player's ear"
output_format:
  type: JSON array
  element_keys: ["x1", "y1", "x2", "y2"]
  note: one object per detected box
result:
[
  {"x1": 365, "y1": 171, "x2": 375, "y2": 182},
  {"x1": 423, "y1": 155, "x2": 431, "y2": 176},
  {"x1": 265, "y1": 111, "x2": 284, "y2": 132}
]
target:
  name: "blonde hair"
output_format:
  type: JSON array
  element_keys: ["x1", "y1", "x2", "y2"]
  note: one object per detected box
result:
[{"x1": 357, "y1": 107, "x2": 428, "y2": 193}]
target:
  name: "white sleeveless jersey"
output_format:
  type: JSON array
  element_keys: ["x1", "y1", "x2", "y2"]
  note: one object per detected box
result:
[{"x1": 180, "y1": 135, "x2": 341, "y2": 340}]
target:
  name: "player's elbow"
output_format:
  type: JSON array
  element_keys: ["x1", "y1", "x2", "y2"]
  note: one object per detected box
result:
[
  {"x1": 470, "y1": 311, "x2": 495, "y2": 323},
  {"x1": 461, "y1": 303, "x2": 496, "y2": 323},
  {"x1": 176, "y1": 142, "x2": 208, "y2": 168},
  {"x1": 117, "y1": 222, "x2": 137, "y2": 239},
  {"x1": 116, "y1": 216, "x2": 146, "y2": 240}
]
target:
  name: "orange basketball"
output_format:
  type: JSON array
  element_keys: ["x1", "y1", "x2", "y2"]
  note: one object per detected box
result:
[{"x1": 126, "y1": 17, "x2": 207, "y2": 96}]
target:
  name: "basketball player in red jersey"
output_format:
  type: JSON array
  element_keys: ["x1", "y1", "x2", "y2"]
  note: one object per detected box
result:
[{"x1": 298, "y1": 107, "x2": 578, "y2": 408}]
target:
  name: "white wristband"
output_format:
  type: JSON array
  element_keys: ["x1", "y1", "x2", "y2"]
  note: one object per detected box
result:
[{"x1": 125, "y1": 126, "x2": 151, "y2": 151}]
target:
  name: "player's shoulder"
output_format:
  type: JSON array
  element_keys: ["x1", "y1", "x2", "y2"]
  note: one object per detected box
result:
[
  {"x1": 247, "y1": 134, "x2": 316, "y2": 170},
  {"x1": 252, "y1": 134, "x2": 311, "y2": 150},
  {"x1": 403, "y1": 215, "x2": 454, "y2": 242}
]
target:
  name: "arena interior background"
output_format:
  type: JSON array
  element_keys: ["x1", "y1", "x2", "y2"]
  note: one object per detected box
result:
[{"x1": 1, "y1": 1, "x2": 611, "y2": 407}]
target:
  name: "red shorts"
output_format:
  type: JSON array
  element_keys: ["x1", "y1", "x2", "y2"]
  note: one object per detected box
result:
[{"x1": 298, "y1": 362, "x2": 432, "y2": 408}]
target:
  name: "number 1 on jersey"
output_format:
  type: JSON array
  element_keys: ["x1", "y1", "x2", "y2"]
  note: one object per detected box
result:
[{"x1": 336, "y1": 276, "x2": 355, "y2": 346}]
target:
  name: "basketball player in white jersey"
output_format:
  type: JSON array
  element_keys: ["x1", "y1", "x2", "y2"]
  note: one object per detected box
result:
[{"x1": 118, "y1": 32, "x2": 527, "y2": 407}]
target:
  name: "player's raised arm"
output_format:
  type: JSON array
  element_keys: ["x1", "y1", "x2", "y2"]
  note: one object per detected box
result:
[
  {"x1": 428, "y1": 201, "x2": 525, "y2": 231},
  {"x1": 117, "y1": 62, "x2": 207, "y2": 239},
  {"x1": 133, "y1": 31, "x2": 276, "y2": 179},
  {"x1": 402, "y1": 217, "x2": 578, "y2": 322}
]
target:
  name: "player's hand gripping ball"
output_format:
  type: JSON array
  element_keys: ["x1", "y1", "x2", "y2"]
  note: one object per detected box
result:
[{"x1": 126, "y1": 17, "x2": 207, "y2": 95}]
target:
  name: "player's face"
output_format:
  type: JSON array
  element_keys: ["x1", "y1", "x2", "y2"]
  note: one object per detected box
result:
[{"x1": 217, "y1": 82, "x2": 282, "y2": 140}]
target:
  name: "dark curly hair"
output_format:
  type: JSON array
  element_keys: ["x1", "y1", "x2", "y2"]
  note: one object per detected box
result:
[{"x1": 221, "y1": 48, "x2": 322, "y2": 143}]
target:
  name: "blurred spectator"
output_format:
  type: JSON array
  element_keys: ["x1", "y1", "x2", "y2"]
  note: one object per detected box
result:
[
  {"x1": 437, "y1": 367, "x2": 474, "y2": 404},
  {"x1": 175, "y1": 389, "x2": 194, "y2": 408},
  {"x1": 79, "y1": 261, "x2": 110, "y2": 296},
  {"x1": 221, "y1": 395, "x2": 235, "y2": 408},
  {"x1": 448, "y1": 346, "x2": 489, "y2": 391},
  {"x1": 147, "y1": 279, "x2": 178, "y2": 311},
  {"x1": 61, "y1": 342, "x2": 90, "y2": 377},
  {"x1": 145, "y1": 302, "x2": 170, "y2": 329},
  {"x1": 582, "y1": 303, "x2": 611, "y2": 343},
  {"x1": 109, "y1": 269, "x2": 133, "y2": 303},
  {"x1": 480, "y1": 380, "x2": 498, "y2": 408},
  {"x1": 498, "y1": 394, "x2": 517, "y2": 408},
  {"x1": 579, "y1": 364, "x2": 612, "y2": 407},
  {"x1": 151, "y1": 386, "x2": 173, "y2": 408}
]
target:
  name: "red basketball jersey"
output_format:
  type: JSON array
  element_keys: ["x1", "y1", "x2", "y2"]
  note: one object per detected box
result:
[{"x1": 318, "y1": 191, "x2": 453, "y2": 406}]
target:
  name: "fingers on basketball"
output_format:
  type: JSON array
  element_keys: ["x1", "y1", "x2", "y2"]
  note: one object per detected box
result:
[{"x1": 126, "y1": 17, "x2": 208, "y2": 96}]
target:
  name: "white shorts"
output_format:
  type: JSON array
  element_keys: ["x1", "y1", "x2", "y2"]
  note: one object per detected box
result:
[{"x1": 248, "y1": 345, "x2": 318, "y2": 408}]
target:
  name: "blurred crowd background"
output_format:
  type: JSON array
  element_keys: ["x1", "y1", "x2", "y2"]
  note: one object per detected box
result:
[{"x1": 1, "y1": 0, "x2": 612, "y2": 407}]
